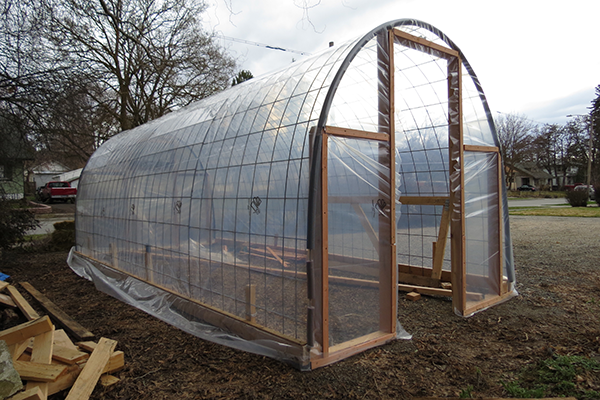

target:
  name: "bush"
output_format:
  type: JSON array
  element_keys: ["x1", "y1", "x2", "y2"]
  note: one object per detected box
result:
[
  {"x1": 0, "y1": 191, "x2": 39, "y2": 252},
  {"x1": 565, "y1": 190, "x2": 589, "y2": 207},
  {"x1": 47, "y1": 220, "x2": 75, "y2": 251}
]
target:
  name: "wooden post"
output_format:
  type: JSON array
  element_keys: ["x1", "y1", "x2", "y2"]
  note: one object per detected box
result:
[
  {"x1": 245, "y1": 284, "x2": 256, "y2": 323},
  {"x1": 145, "y1": 245, "x2": 153, "y2": 284},
  {"x1": 109, "y1": 243, "x2": 118, "y2": 268}
]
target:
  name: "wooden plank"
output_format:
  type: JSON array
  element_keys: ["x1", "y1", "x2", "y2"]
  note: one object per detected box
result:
[
  {"x1": 0, "y1": 292, "x2": 17, "y2": 308},
  {"x1": 99, "y1": 375, "x2": 120, "y2": 387},
  {"x1": 19, "y1": 282, "x2": 94, "y2": 341},
  {"x1": 0, "y1": 280, "x2": 8, "y2": 291},
  {"x1": 393, "y1": 28, "x2": 460, "y2": 59},
  {"x1": 48, "y1": 364, "x2": 82, "y2": 396},
  {"x1": 397, "y1": 272, "x2": 441, "y2": 288},
  {"x1": 406, "y1": 292, "x2": 421, "y2": 301},
  {"x1": 52, "y1": 345, "x2": 89, "y2": 365},
  {"x1": 325, "y1": 125, "x2": 389, "y2": 142},
  {"x1": 65, "y1": 337, "x2": 117, "y2": 400},
  {"x1": 398, "y1": 196, "x2": 449, "y2": 206},
  {"x1": 9, "y1": 338, "x2": 34, "y2": 362},
  {"x1": 7, "y1": 285, "x2": 40, "y2": 321},
  {"x1": 431, "y1": 200, "x2": 451, "y2": 280},
  {"x1": 311, "y1": 331, "x2": 395, "y2": 369},
  {"x1": 103, "y1": 351, "x2": 125, "y2": 374},
  {"x1": 14, "y1": 360, "x2": 68, "y2": 382},
  {"x1": 398, "y1": 263, "x2": 452, "y2": 282},
  {"x1": 463, "y1": 144, "x2": 499, "y2": 153},
  {"x1": 54, "y1": 329, "x2": 78, "y2": 351},
  {"x1": 0, "y1": 316, "x2": 53, "y2": 346},
  {"x1": 398, "y1": 283, "x2": 452, "y2": 297},
  {"x1": 265, "y1": 246, "x2": 288, "y2": 268},
  {"x1": 26, "y1": 325, "x2": 55, "y2": 399},
  {"x1": 75, "y1": 342, "x2": 97, "y2": 353},
  {"x1": 8, "y1": 387, "x2": 44, "y2": 400}
]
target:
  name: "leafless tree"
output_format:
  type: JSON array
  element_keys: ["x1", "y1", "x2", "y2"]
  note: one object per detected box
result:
[
  {"x1": 495, "y1": 113, "x2": 535, "y2": 188},
  {"x1": 42, "y1": 0, "x2": 235, "y2": 132}
]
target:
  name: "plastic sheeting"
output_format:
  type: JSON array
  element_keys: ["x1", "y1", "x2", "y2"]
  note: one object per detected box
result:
[{"x1": 70, "y1": 18, "x2": 515, "y2": 369}]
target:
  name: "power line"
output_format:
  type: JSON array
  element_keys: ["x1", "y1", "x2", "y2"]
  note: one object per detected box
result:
[{"x1": 216, "y1": 35, "x2": 312, "y2": 56}]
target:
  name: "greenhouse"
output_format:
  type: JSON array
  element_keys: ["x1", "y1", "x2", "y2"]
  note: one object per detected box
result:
[{"x1": 68, "y1": 18, "x2": 516, "y2": 370}]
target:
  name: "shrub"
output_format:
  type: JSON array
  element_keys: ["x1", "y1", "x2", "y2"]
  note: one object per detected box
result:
[
  {"x1": 47, "y1": 220, "x2": 75, "y2": 251},
  {"x1": 565, "y1": 190, "x2": 588, "y2": 207},
  {"x1": 0, "y1": 191, "x2": 39, "y2": 252}
]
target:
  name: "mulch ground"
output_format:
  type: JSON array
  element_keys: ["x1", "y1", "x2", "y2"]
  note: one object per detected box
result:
[{"x1": 1, "y1": 215, "x2": 599, "y2": 399}]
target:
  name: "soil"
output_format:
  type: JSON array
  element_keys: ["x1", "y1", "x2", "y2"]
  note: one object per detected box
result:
[{"x1": 1, "y1": 215, "x2": 600, "y2": 399}]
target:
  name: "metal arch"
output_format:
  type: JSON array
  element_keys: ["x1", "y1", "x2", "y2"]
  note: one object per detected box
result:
[{"x1": 306, "y1": 18, "x2": 499, "y2": 250}]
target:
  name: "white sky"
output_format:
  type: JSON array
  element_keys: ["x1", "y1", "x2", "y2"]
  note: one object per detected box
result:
[{"x1": 203, "y1": 0, "x2": 599, "y2": 125}]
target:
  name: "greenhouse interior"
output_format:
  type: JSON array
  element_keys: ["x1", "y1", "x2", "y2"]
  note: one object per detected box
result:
[{"x1": 68, "y1": 19, "x2": 517, "y2": 370}]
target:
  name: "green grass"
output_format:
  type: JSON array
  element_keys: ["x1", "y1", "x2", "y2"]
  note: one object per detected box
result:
[
  {"x1": 508, "y1": 190, "x2": 566, "y2": 199},
  {"x1": 501, "y1": 355, "x2": 600, "y2": 399},
  {"x1": 509, "y1": 205, "x2": 600, "y2": 217}
]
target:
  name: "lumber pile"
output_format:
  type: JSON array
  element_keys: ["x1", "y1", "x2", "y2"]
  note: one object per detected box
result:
[{"x1": 0, "y1": 281, "x2": 124, "y2": 400}]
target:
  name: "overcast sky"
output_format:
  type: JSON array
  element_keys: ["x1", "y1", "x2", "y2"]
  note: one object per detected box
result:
[{"x1": 203, "y1": 0, "x2": 599, "y2": 125}]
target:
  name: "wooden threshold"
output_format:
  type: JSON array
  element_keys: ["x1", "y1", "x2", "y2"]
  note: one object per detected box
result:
[{"x1": 310, "y1": 331, "x2": 395, "y2": 369}]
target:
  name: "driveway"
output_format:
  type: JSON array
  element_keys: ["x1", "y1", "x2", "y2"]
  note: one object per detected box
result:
[{"x1": 507, "y1": 197, "x2": 567, "y2": 208}]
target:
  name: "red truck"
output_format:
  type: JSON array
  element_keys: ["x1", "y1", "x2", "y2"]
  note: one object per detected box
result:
[{"x1": 38, "y1": 181, "x2": 77, "y2": 203}]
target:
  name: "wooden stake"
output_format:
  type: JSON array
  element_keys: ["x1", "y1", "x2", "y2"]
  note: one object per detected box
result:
[{"x1": 245, "y1": 284, "x2": 256, "y2": 323}]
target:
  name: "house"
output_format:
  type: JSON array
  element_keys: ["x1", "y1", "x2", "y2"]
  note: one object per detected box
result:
[
  {"x1": 509, "y1": 163, "x2": 553, "y2": 190},
  {"x1": 0, "y1": 132, "x2": 34, "y2": 200},
  {"x1": 30, "y1": 161, "x2": 70, "y2": 190}
]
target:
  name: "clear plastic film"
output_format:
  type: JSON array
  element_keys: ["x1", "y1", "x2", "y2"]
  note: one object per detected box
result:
[{"x1": 70, "y1": 19, "x2": 514, "y2": 370}]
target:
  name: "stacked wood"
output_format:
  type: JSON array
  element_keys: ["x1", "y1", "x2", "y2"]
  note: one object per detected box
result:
[{"x1": 0, "y1": 282, "x2": 124, "y2": 400}]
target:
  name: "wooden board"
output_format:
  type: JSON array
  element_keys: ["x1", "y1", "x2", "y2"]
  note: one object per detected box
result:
[
  {"x1": 0, "y1": 292, "x2": 17, "y2": 308},
  {"x1": 19, "y1": 282, "x2": 94, "y2": 341},
  {"x1": 54, "y1": 329, "x2": 78, "y2": 351},
  {"x1": 14, "y1": 360, "x2": 68, "y2": 382},
  {"x1": 47, "y1": 364, "x2": 82, "y2": 396},
  {"x1": 65, "y1": 337, "x2": 117, "y2": 400},
  {"x1": 8, "y1": 387, "x2": 44, "y2": 400},
  {"x1": 0, "y1": 316, "x2": 53, "y2": 346},
  {"x1": 0, "y1": 280, "x2": 9, "y2": 291},
  {"x1": 26, "y1": 325, "x2": 55, "y2": 399},
  {"x1": 7, "y1": 285, "x2": 40, "y2": 321},
  {"x1": 51, "y1": 345, "x2": 90, "y2": 365},
  {"x1": 9, "y1": 338, "x2": 34, "y2": 362},
  {"x1": 99, "y1": 375, "x2": 120, "y2": 387}
]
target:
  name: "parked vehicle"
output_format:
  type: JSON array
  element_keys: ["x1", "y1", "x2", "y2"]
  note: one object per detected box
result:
[
  {"x1": 39, "y1": 181, "x2": 77, "y2": 203},
  {"x1": 517, "y1": 184, "x2": 536, "y2": 191},
  {"x1": 574, "y1": 185, "x2": 595, "y2": 200}
]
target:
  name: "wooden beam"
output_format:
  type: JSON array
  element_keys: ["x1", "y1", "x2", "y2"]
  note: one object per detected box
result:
[
  {"x1": 8, "y1": 387, "x2": 44, "y2": 400},
  {"x1": 463, "y1": 144, "x2": 499, "y2": 153},
  {"x1": 51, "y1": 345, "x2": 90, "y2": 365},
  {"x1": 47, "y1": 364, "x2": 82, "y2": 396},
  {"x1": 65, "y1": 337, "x2": 117, "y2": 400},
  {"x1": 53, "y1": 330, "x2": 78, "y2": 351},
  {"x1": 393, "y1": 28, "x2": 460, "y2": 59},
  {"x1": 0, "y1": 316, "x2": 53, "y2": 346},
  {"x1": 325, "y1": 125, "x2": 389, "y2": 142},
  {"x1": 266, "y1": 246, "x2": 288, "y2": 268},
  {"x1": 397, "y1": 272, "x2": 441, "y2": 288},
  {"x1": 14, "y1": 360, "x2": 68, "y2": 382},
  {"x1": 26, "y1": 325, "x2": 55, "y2": 399},
  {"x1": 0, "y1": 280, "x2": 8, "y2": 291},
  {"x1": 19, "y1": 282, "x2": 94, "y2": 341},
  {"x1": 7, "y1": 285, "x2": 40, "y2": 321},
  {"x1": 398, "y1": 196, "x2": 449, "y2": 206},
  {"x1": 9, "y1": 338, "x2": 34, "y2": 362},
  {"x1": 431, "y1": 200, "x2": 451, "y2": 279},
  {"x1": 321, "y1": 132, "x2": 330, "y2": 356},
  {"x1": 0, "y1": 292, "x2": 17, "y2": 308}
]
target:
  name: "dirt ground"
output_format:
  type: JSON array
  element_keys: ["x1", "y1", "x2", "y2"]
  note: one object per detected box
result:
[{"x1": 1, "y1": 215, "x2": 600, "y2": 399}]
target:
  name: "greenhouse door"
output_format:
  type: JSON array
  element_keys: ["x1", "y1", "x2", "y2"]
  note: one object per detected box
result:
[{"x1": 316, "y1": 125, "x2": 397, "y2": 365}]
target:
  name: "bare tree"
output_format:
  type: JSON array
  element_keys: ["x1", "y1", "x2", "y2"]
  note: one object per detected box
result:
[
  {"x1": 42, "y1": 0, "x2": 236, "y2": 132},
  {"x1": 495, "y1": 113, "x2": 535, "y2": 188}
]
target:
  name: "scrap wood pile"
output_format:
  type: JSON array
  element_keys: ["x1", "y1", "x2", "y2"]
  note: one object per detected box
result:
[{"x1": 0, "y1": 280, "x2": 124, "y2": 400}]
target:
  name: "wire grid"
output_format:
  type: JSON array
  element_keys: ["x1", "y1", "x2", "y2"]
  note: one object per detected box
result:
[{"x1": 76, "y1": 40, "x2": 357, "y2": 342}]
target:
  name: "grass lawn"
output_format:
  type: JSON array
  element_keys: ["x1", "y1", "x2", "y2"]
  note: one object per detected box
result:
[{"x1": 509, "y1": 205, "x2": 600, "y2": 217}]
